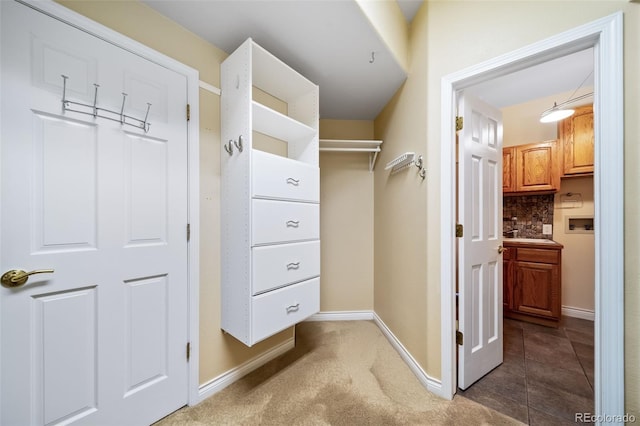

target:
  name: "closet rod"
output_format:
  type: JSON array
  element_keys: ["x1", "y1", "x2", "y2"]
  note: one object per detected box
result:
[{"x1": 319, "y1": 147, "x2": 381, "y2": 152}]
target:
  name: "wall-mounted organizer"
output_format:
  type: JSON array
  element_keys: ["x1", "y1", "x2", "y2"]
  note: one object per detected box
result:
[
  {"x1": 319, "y1": 139, "x2": 383, "y2": 171},
  {"x1": 565, "y1": 215, "x2": 594, "y2": 234},
  {"x1": 221, "y1": 38, "x2": 320, "y2": 347},
  {"x1": 385, "y1": 152, "x2": 425, "y2": 179}
]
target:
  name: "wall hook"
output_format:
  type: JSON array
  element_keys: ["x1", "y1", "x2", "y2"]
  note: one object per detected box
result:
[
  {"x1": 415, "y1": 155, "x2": 423, "y2": 170},
  {"x1": 369, "y1": 51, "x2": 375, "y2": 64},
  {"x1": 224, "y1": 140, "x2": 234, "y2": 156},
  {"x1": 234, "y1": 135, "x2": 244, "y2": 152}
]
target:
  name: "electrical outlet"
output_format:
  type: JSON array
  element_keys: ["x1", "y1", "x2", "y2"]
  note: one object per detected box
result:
[{"x1": 542, "y1": 224, "x2": 552, "y2": 235}]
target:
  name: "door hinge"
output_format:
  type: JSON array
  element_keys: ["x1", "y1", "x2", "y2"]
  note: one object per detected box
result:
[
  {"x1": 456, "y1": 330, "x2": 463, "y2": 346},
  {"x1": 455, "y1": 116, "x2": 463, "y2": 131},
  {"x1": 186, "y1": 342, "x2": 191, "y2": 361},
  {"x1": 456, "y1": 224, "x2": 463, "y2": 238},
  {"x1": 187, "y1": 223, "x2": 191, "y2": 242},
  {"x1": 186, "y1": 104, "x2": 191, "y2": 121}
]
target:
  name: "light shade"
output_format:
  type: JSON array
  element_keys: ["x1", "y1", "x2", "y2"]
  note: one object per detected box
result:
[{"x1": 540, "y1": 107, "x2": 575, "y2": 123}]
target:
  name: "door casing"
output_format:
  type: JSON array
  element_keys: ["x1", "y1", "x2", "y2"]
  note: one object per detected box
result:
[
  {"x1": 440, "y1": 12, "x2": 624, "y2": 419},
  {"x1": 4, "y1": 0, "x2": 202, "y2": 408}
]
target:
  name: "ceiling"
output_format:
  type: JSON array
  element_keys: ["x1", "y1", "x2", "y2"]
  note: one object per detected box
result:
[{"x1": 143, "y1": 0, "x2": 593, "y2": 120}]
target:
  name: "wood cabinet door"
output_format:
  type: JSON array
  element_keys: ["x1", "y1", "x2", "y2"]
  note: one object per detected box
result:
[
  {"x1": 502, "y1": 147, "x2": 516, "y2": 193},
  {"x1": 515, "y1": 140, "x2": 559, "y2": 192},
  {"x1": 503, "y1": 255, "x2": 513, "y2": 311},
  {"x1": 513, "y1": 261, "x2": 560, "y2": 319},
  {"x1": 560, "y1": 104, "x2": 594, "y2": 175}
]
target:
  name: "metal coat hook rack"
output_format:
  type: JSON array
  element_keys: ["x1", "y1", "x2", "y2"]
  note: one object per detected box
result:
[{"x1": 61, "y1": 75, "x2": 152, "y2": 133}]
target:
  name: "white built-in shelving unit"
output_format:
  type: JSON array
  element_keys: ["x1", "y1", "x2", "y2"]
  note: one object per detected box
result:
[
  {"x1": 221, "y1": 38, "x2": 320, "y2": 346},
  {"x1": 319, "y1": 139, "x2": 382, "y2": 171}
]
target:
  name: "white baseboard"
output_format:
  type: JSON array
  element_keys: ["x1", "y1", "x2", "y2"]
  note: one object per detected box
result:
[
  {"x1": 305, "y1": 310, "x2": 375, "y2": 322},
  {"x1": 562, "y1": 305, "x2": 595, "y2": 321},
  {"x1": 197, "y1": 337, "x2": 295, "y2": 403},
  {"x1": 372, "y1": 313, "x2": 445, "y2": 399}
]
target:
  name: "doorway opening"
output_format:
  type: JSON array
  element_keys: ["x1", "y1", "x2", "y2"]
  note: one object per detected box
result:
[
  {"x1": 440, "y1": 12, "x2": 624, "y2": 419},
  {"x1": 455, "y1": 52, "x2": 596, "y2": 421}
]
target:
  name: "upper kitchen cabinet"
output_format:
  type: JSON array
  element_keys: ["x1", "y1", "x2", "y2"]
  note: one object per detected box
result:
[
  {"x1": 504, "y1": 140, "x2": 560, "y2": 195},
  {"x1": 558, "y1": 104, "x2": 594, "y2": 176}
]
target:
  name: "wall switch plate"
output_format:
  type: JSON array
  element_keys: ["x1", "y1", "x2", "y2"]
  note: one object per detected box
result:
[{"x1": 543, "y1": 224, "x2": 553, "y2": 235}]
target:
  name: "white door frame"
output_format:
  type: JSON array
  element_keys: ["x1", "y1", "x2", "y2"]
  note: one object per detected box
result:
[
  {"x1": 440, "y1": 12, "x2": 624, "y2": 419},
  {"x1": 12, "y1": 0, "x2": 201, "y2": 407}
]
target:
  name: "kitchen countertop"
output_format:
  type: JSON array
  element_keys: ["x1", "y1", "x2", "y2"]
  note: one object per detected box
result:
[{"x1": 503, "y1": 238, "x2": 563, "y2": 248}]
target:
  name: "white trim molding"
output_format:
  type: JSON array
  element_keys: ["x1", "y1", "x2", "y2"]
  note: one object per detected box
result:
[
  {"x1": 562, "y1": 306, "x2": 596, "y2": 321},
  {"x1": 440, "y1": 12, "x2": 624, "y2": 419},
  {"x1": 372, "y1": 313, "x2": 444, "y2": 399},
  {"x1": 198, "y1": 337, "x2": 295, "y2": 403},
  {"x1": 305, "y1": 310, "x2": 375, "y2": 322}
]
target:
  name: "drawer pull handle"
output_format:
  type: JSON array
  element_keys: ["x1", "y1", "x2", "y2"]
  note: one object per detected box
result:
[
  {"x1": 286, "y1": 220, "x2": 300, "y2": 228},
  {"x1": 286, "y1": 303, "x2": 300, "y2": 313},
  {"x1": 286, "y1": 177, "x2": 300, "y2": 186},
  {"x1": 287, "y1": 262, "x2": 300, "y2": 270}
]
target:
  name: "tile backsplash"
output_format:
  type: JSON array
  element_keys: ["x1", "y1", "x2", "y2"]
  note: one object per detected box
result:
[{"x1": 503, "y1": 194, "x2": 554, "y2": 239}]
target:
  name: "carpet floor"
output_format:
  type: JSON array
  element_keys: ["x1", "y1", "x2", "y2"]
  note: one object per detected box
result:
[{"x1": 157, "y1": 321, "x2": 521, "y2": 425}]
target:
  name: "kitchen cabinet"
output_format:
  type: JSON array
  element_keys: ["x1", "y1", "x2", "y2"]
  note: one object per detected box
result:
[
  {"x1": 221, "y1": 38, "x2": 320, "y2": 346},
  {"x1": 503, "y1": 240, "x2": 563, "y2": 327},
  {"x1": 503, "y1": 244, "x2": 513, "y2": 311},
  {"x1": 559, "y1": 104, "x2": 594, "y2": 176},
  {"x1": 502, "y1": 147, "x2": 516, "y2": 193},
  {"x1": 503, "y1": 140, "x2": 560, "y2": 195}
]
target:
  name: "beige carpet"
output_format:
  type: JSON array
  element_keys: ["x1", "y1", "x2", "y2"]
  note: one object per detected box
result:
[{"x1": 157, "y1": 321, "x2": 522, "y2": 425}]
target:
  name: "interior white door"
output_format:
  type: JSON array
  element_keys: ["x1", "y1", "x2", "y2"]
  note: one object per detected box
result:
[
  {"x1": 457, "y1": 91, "x2": 504, "y2": 390},
  {"x1": 1, "y1": 2, "x2": 189, "y2": 424}
]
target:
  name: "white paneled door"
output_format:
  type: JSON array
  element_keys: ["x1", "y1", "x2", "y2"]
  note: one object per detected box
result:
[
  {"x1": 457, "y1": 92, "x2": 504, "y2": 390},
  {"x1": 1, "y1": 2, "x2": 189, "y2": 425}
]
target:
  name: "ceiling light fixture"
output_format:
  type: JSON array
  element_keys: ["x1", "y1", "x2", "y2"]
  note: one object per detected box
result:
[{"x1": 539, "y1": 71, "x2": 594, "y2": 123}]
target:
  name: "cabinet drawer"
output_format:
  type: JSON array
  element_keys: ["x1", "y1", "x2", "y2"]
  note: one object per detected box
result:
[
  {"x1": 252, "y1": 199, "x2": 319, "y2": 245},
  {"x1": 251, "y1": 277, "x2": 319, "y2": 343},
  {"x1": 252, "y1": 240, "x2": 320, "y2": 295},
  {"x1": 516, "y1": 248, "x2": 559, "y2": 264},
  {"x1": 252, "y1": 150, "x2": 319, "y2": 202}
]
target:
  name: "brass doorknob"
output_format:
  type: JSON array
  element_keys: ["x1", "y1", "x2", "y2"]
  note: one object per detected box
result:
[
  {"x1": 497, "y1": 246, "x2": 507, "y2": 254},
  {"x1": 1, "y1": 269, "x2": 54, "y2": 288}
]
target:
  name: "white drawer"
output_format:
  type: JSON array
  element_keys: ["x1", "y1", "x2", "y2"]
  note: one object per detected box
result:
[
  {"x1": 252, "y1": 240, "x2": 320, "y2": 295},
  {"x1": 252, "y1": 199, "x2": 319, "y2": 245},
  {"x1": 251, "y1": 277, "x2": 319, "y2": 343},
  {"x1": 252, "y1": 150, "x2": 319, "y2": 202}
]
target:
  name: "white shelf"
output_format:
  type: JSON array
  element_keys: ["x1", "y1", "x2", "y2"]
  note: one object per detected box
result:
[
  {"x1": 253, "y1": 101, "x2": 316, "y2": 142},
  {"x1": 319, "y1": 139, "x2": 383, "y2": 171}
]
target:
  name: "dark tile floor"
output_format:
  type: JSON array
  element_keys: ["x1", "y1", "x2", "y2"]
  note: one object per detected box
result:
[{"x1": 458, "y1": 317, "x2": 594, "y2": 425}]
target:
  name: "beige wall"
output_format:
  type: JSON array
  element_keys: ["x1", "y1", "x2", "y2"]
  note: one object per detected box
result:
[
  {"x1": 319, "y1": 120, "x2": 375, "y2": 312},
  {"x1": 56, "y1": 0, "x2": 294, "y2": 386},
  {"x1": 501, "y1": 89, "x2": 592, "y2": 147},
  {"x1": 374, "y1": 0, "x2": 638, "y2": 414},
  {"x1": 502, "y1": 94, "x2": 595, "y2": 313},
  {"x1": 554, "y1": 177, "x2": 595, "y2": 312},
  {"x1": 355, "y1": 0, "x2": 409, "y2": 71}
]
